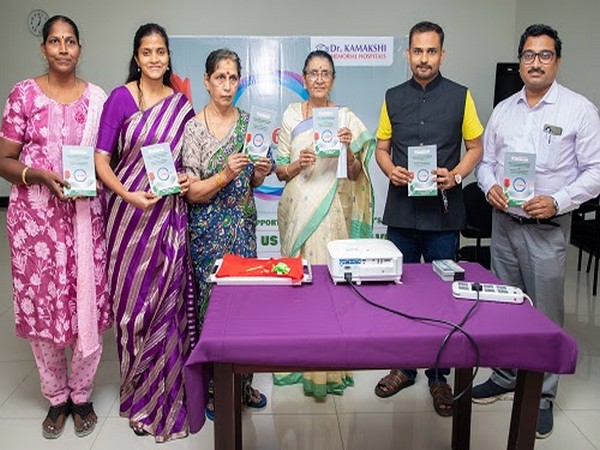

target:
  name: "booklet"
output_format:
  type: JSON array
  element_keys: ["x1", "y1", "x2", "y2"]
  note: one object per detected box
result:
[
  {"x1": 243, "y1": 106, "x2": 277, "y2": 162},
  {"x1": 313, "y1": 107, "x2": 340, "y2": 157},
  {"x1": 407, "y1": 145, "x2": 437, "y2": 196},
  {"x1": 62, "y1": 145, "x2": 96, "y2": 197},
  {"x1": 504, "y1": 152, "x2": 535, "y2": 206},
  {"x1": 141, "y1": 143, "x2": 181, "y2": 196}
]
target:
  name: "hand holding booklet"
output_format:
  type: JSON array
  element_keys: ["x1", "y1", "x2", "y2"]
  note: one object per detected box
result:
[
  {"x1": 313, "y1": 107, "x2": 341, "y2": 157},
  {"x1": 503, "y1": 152, "x2": 535, "y2": 206},
  {"x1": 62, "y1": 145, "x2": 96, "y2": 197},
  {"x1": 141, "y1": 143, "x2": 181, "y2": 196},
  {"x1": 244, "y1": 106, "x2": 277, "y2": 162},
  {"x1": 407, "y1": 145, "x2": 437, "y2": 197}
]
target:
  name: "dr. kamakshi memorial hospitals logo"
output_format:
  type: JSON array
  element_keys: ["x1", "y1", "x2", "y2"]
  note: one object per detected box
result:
[{"x1": 311, "y1": 37, "x2": 394, "y2": 66}]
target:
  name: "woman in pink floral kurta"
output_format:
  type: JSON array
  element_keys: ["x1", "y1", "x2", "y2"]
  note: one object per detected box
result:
[{"x1": 0, "y1": 15, "x2": 111, "y2": 440}]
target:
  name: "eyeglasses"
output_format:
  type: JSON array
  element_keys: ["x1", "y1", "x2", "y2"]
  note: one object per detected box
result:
[
  {"x1": 306, "y1": 70, "x2": 333, "y2": 82},
  {"x1": 519, "y1": 50, "x2": 555, "y2": 64}
]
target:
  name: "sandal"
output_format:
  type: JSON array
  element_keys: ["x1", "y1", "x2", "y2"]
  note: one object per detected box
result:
[
  {"x1": 374, "y1": 370, "x2": 415, "y2": 398},
  {"x1": 429, "y1": 382, "x2": 454, "y2": 417},
  {"x1": 71, "y1": 401, "x2": 97, "y2": 437},
  {"x1": 42, "y1": 401, "x2": 70, "y2": 439},
  {"x1": 129, "y1": 420, "x2": 149, "y2": 436},
  {"x1": 246, "y1": 388, "x2": 267, "y2": 409}
]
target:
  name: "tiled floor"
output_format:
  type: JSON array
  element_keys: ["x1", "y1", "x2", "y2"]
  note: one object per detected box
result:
[{"x1": 0, "y1": 209, "x2": 599, "y2": 449}]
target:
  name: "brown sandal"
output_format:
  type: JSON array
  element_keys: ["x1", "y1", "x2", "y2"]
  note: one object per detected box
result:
[
  {"x1": 71, "y1": 401, "x2": 97, "y2": 437},
  {"x1": 42, "y1": 401, "x2": 70, "y2": 439},
  {"x1": 429, "y1": 382, "x2": 454, "y2": 417},
  {"x1": 374, "y1": 370, "x2": 415, "y2": 398}
]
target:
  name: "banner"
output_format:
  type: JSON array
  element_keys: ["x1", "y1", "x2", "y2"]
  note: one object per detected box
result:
[{"x1": 171, "y1": 36, "x2": 408, "y2": 256}]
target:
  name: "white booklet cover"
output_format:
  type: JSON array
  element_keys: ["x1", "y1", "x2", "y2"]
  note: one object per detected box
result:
[
  {"x1": 504, "y1": 152, "x2": 535, "y2": 206},
  {"x1": 141, "y1": 143, "x2": 181, "y2": 196},
  {"x1": 407, "y1": 145, "x2": 437, "y2": 197},
  {"x1": 313, "y1": 107, "x2": 340, "y2": 157},
  {"x1": 243, "y1": 106, "x2": 277, "y2": 162},
  {"x1": 62, "y1": 145, "x2": 96, "y2": 197}
]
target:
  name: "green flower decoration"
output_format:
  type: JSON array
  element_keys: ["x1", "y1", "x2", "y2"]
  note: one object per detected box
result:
[{"x1": 272, "y1": 262, "x2": 291, "y2": 275}]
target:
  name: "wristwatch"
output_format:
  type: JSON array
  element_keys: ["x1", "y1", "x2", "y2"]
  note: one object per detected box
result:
[
  {"x1": 451, "y1": 170, "x2": 462, "y2": 185},
  {"x1": 551, "y1": 196, "x2": 559, "y2": 215}
]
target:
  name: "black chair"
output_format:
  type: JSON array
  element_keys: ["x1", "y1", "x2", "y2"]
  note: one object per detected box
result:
[
  {"x1": 570, "y1": 196, "x2": 600, "y2": 296},
  {"x1": 457, "y1": 182, "x2": 493, "y2": 269}
]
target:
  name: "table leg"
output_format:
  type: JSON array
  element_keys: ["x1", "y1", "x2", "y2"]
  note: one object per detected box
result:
[
  {"x1": 452, "y1": 367, "x2": 473, "y2": 450},
  {"x1": 214, "y1": 363, "x2": 236, "y2": 450},
  {"x1": 234, "y1": 373, "x2": 242, "y2": 450},
  {"x1": 507, "y1": 370, "x2": 543, "y2": 450}
]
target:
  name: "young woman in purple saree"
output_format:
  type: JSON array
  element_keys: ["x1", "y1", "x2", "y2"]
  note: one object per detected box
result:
[{"x1": 95, "y1": 24, "x2": 197, "y2": 442}]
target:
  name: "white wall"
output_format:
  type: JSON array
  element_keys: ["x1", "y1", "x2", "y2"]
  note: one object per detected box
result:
[
  {"x1": 3, "y1": 1, "x2": 598, "y2": 198},
  {"x1": 0, "y1": 0, "x2": 518, "y2": 197},
  {"x1": 515, "y1": 0, "x2": 600, "y2": 106}
]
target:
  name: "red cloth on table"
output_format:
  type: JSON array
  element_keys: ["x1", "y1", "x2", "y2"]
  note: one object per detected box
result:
[{"x1": 216, "y1": 254, "x2": 304, "y2": 283}]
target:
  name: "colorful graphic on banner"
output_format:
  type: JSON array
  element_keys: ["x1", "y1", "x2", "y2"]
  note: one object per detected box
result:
[{"x1": 171, "y1": 36, "x2": 408, "y2": 256}]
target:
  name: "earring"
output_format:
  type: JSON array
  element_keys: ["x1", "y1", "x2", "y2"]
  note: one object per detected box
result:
[{"x1": 137, "y1": 66, "x2": 140, "y2": 73}]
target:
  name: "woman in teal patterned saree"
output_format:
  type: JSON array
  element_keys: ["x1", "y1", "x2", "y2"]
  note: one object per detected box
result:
[{"x1": 182, "y1": 49, "x2": 272, "y2": 420}]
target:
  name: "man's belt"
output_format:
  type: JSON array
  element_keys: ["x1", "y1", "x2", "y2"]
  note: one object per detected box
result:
[{"x1": 500, "y1": 210, "x2": 565, "y2": 227}]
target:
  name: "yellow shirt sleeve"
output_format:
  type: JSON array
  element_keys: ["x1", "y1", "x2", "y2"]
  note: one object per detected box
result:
[
  {"x1": 462, "y1": 90, "x2": 484, "y2": 140},
  {"x1": 376, "y1": 100, "x2": 392, "y2": 140}
]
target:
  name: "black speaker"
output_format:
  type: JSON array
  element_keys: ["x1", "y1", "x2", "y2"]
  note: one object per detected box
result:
[{"x1": 493, "y1": 63, "x2": 523, "y2": 106}]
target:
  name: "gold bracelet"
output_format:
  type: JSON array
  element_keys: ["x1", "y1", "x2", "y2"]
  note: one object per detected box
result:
[
  {"x1": 215, "y1": 171, "x2": 227, "y2": 189},
  {"x1": 21, "y1": 166, "x2": 29, "y2": 185},
  {"x1": 284, "y1": 164, "x2": 290, "y2": 178}
]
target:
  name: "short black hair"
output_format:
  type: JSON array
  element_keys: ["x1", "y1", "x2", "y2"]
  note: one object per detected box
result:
[
  {"x1": 409, "y1": 21, "x2": 444, "y2": 48},
  {"x1": 518, "y1": 24, "x2": 562, "y2": 59}
]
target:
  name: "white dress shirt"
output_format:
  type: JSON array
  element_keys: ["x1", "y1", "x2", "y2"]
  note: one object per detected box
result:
[{"x1": 476, "y1": 81, "x2": 600, "y2": 216}]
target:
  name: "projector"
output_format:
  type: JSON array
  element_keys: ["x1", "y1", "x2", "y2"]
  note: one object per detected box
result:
[{"x1": 327, "y1": 238, "x2": 403, "y2": 285}]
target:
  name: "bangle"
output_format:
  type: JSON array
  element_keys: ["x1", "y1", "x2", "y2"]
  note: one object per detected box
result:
[
  {"x1": 215, "y1": 172, "x2": 226, "y2": 189},
  {"x1": 284, "y1": 164, "x2": 290, "y2": 178},
  {"x1": 21, "y1": 166, "x2": 29, "y2": 185}
]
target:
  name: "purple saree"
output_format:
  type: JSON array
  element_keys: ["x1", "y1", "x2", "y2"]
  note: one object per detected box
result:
[{"x1": 96, "y1": 86, "x2": 197, "y2": 442}]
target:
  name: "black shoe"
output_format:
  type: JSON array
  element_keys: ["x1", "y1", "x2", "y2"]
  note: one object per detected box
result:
[
  {"x1": 471, "y1": 378, "x2": 514, "y2": 404},
  {"x1": 536, "y1": 403, "x2": 553, "y2": 439}
]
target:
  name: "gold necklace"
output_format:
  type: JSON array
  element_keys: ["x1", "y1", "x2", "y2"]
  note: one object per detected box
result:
[
  {"x1": 203, "y1": 105, "x2": 236, "y2": 137},
  {"x1": 137, "y1": 80, "x2": 167, "y2": 111},
  {"x1": 203, "y1": 106, "x2": 212, "y2": 135}
]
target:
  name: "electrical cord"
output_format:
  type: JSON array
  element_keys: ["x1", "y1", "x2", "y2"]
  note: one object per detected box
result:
[{"x1": 344, "y1": 272, "x2": 482, "y2": 402}]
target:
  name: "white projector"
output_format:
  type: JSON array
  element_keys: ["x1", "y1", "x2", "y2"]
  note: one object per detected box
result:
[{"x1": 327, "y1": 238, "x2": 403, "y2": 285}]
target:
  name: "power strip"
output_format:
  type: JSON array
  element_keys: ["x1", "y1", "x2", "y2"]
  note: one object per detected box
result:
[{"x1": 452, "y1": 281, "x2": 525, "y2": 304}]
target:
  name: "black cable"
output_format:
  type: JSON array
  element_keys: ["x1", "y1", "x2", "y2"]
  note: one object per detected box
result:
[
  {"x1": 432, "y1": 282, "x2": 482, "y2": 401},
  {"x1": 344, "y1": 273, "x2": 481, "y2": 402}
]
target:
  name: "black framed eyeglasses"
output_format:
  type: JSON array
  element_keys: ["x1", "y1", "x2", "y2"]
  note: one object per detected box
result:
[{"x1": 519, "y1": 50, "x2": 555, "y2": 64}]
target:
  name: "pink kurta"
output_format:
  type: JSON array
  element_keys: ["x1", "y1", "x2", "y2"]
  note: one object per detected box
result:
[{"x1": 0, "y1": 79, "x2": 112, "y2": 347}]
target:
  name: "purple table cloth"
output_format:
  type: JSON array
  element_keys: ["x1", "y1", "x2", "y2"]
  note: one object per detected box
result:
[{"x1": 185, "y1": 263, "x2": 578, "y2": 433}]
